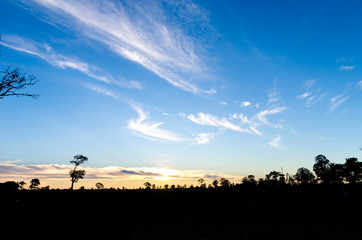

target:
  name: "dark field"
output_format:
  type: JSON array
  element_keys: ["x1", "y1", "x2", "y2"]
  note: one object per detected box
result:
[{"x1": 2, "y1": 184, "x2": 362, "y2": 240}]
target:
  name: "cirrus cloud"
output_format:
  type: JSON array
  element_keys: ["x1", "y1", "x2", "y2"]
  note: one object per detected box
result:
[{"x1": 26, "y1": 0, "x2": 215, "y2": 94}]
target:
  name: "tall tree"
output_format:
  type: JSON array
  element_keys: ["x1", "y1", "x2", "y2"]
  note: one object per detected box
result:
[
  {"x1": 69, "y1": 154, "x2": 88, "y2": 190},
  {"x1": 0, "y1": 66, "x2": 38, "y2": 99},
  {"x1": 329, "y1": 163, "x2": 345, "y2": 184},
  {"x1": 344, "y1": 158, "x2": 362, "y2": 184},
  {"x1": 313, "y1": 154, "x2": 331, "y2": 183}
]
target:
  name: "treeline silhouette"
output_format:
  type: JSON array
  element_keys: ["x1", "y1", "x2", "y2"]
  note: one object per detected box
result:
[{"x1": 1, "y1": 153, "x2": 360, "y2": 192}]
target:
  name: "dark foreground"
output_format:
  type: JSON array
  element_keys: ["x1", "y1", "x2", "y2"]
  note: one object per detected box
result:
[{"x1": 1, "y1": 184, "x2": 362, "y2": 240}]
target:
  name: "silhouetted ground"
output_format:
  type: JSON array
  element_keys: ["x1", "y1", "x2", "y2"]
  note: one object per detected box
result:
[{"x1": 1, "y1": 184, "x2": 362, "y2": 240}]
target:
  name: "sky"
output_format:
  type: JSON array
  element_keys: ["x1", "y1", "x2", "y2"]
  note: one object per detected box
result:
[{"x1": 1, "y1": 0, "x2": 361, "y2": 189}]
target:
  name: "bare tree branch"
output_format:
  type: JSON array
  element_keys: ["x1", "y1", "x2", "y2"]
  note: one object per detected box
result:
[{"x1": 0, "y1": 66, "x2": 39, "y2": 99}]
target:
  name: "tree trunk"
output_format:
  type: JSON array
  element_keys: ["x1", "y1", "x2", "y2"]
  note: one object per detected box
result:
[{"x1": 70, "y1": 165, "x2": 77, "y2": 190}]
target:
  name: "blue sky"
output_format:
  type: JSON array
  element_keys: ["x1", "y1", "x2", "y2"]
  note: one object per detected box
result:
[{"x1": 1, "y1": 0, "x2": 361, "y2": 188}]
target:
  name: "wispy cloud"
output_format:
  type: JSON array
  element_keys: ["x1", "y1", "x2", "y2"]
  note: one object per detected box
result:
[
  {"x1": 297, "y1": 79, "x2": 327, "y2": 108},
  {"x1": 1, "y1": 35, "x2": 114, "y2": 84},
  {"x1": 27, "y1": 0, "x2": 214, "y2": 94},
  {"x1": 338, "y1": 65, "x2": 355, "y2": 71},
  {"x1": 128, "y1": 101, "x2": 188, "y2": 142},
  {"x1": 356, "y1": 80, "x2": 362, "y2": 90},
  {"x1": 268, "y1": 90, "x2": 281, "y2": 105},
  {"x1": 269, "y1": 135, "x2": 282, "y2": 148},
  {"x1": 186, "y1": 105, "x2": 287, "y2": 138},
  {"x1": 336, "y1": 57, "x2": 346, "y2": 62},
  {"x1": 187, "y1": 113, "x2": 250, "y2": 133},
  {"x1": 254, "y1": 107, "x2": 287, "y2": 126},
  {"x1": 296, "y1": 92, "x2": 312, "y2": 100},
  {"x1": 329, "y1": 94, "x2": 349, "y2": 111},
  {"x1": 85, "y1": 83, "x2": 119, "y2": 99},
  {"x1": 336, "y1": 57, "x2": 353, "y2": 63},
  {"x1": 304, "y1": 79, "x2": 317, "y2": 90}
]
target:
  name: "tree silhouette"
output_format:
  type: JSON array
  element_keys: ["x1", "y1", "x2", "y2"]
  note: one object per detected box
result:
[
  {"x1": 198, "y1": 178, "x2": 206, "y2": 188},
  {"x1": 212, "y1": 179, "x2": 219, "y2": 188},
  {"x1": 242, "y1": 175, "x2": 257, "y2": 185},
  {"x1": 69, "y1": 154, "x2": 88, "y2": 190},
  {"x1": 0, "y1": 181, "x2": 19, "y2": 191},
  {"x1": 344, "y1": 158, "x2": 362, "y2": 184},
  {"x1": 313, "y1": 154, "x2": 331, "y2": 183},
  {"x1": 96, "y1": 182, "x2": 104, "y2": 189},
  {"x1": 18, "y1": 181, "x2": 26, "y2": 190},
  {"x1": 29, "y1": 179, "x2": 40, "y2": 190},
  {"x1": 329, "y1": 163, "x2": 344, "y2": 184},
  {"x1": 294, "y1": 167, "x2": 315, "y2": 184},
  {"x1": 219, "y1": 178, "x2": 231, "y2": 187},
  {"x1": 143, "y1": 182, "x2": 151, "y2": 190},
  {"x1": 0, "y1": 66, "x2": 38, "y2": 99}
]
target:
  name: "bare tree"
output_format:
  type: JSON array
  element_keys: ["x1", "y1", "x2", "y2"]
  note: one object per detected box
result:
[
  {"x1": 69, "y1": 154, "x2": 88, "y2": 190},
  {"x1": 0, "y1": 66, "x2": 38, "y2": 99}
]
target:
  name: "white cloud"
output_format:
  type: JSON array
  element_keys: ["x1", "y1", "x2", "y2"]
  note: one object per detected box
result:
[
  {"x1": 187, "y1": 106, "x2": 287, "y2": 137},
  {"x1": 187, "y1": 113, "x2": 250, "y2": 133},
  {"x1": 128, "y1": 102, "x2": 188, "y2": 142},
  {"x1": 194, "y1": 133, "x2": 214, "y2": 144},
  {"x1": 29, "y1": 0, "x2": 214, "y2": 94},
  {"x1": 254, "y1": 107, "x2": 287, "y2": 126},
  {"x1": 296, "y1": 92, "x2": 311, "y2": 100},
  {"x1": 269, "y1": 135, "x2": 282, "y2": 148},
  {"x1": 338, "y1": 65, "x2": 355, "y2": 71},
  {"x1": 329, "y1": 94, "x2": 349, "y2": 111},
  {"x1": 241, "y1": 101, "x2": 251, "y2": 107}
]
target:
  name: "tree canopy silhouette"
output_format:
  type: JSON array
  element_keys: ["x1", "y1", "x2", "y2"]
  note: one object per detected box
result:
[
  {"x1": 313, "y1": 154, "x2": 331, "y2": 183},
  {"x1": 29, "y1": 179, "x2": 40, "y2": 190},
  {"x1": 294, "y1": 167, "x2": 315, "y2": 184},
  {"x1": 96, "y1": 182, "x2": 104, "y2": 189},
  {"x1": 344, "y1": 157, "x2": 362, "y2": 184}
]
